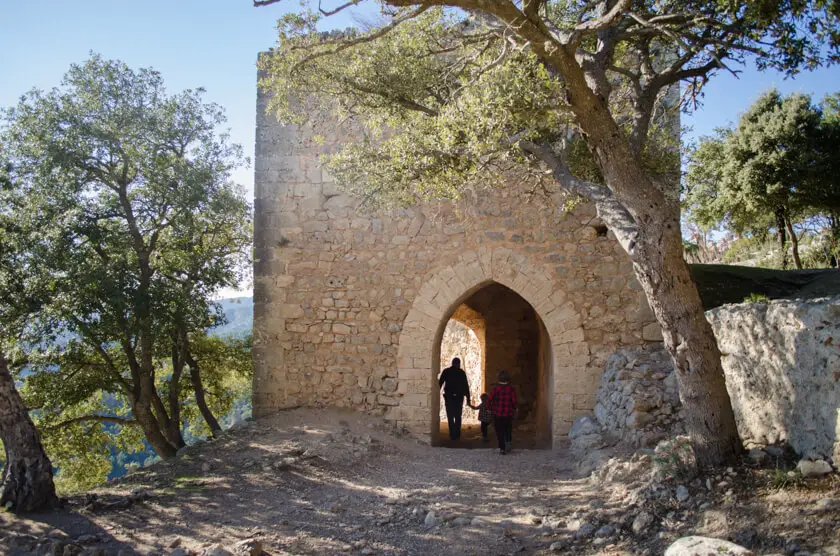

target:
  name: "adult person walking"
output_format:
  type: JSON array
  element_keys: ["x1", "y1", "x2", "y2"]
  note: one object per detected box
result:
[
  {"x1": 489, "y1": 370, "x2": 516, "y2": 454},
  {"x1": 439, "y1": 357, "x2": 471, "y2": 441}
]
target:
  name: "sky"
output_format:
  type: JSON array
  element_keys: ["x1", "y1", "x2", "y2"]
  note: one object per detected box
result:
[{"x1": 2, "y1": 1, "x2": 839, "y2": 292}]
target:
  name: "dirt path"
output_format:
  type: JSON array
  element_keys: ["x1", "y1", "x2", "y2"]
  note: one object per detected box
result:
[{"x1": 1, "y1": 409, "x2": 838, "y2": 556}]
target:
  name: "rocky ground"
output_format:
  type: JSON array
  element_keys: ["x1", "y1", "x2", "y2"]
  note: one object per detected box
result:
[{"x1": 1, "y1": 408, "x2": 838, "y2": 556}]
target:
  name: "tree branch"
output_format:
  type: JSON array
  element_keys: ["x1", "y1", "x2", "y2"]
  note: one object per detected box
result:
[
  {"x1": 291, "y1": 5, "x2": 431, "y2": 75},
  {"x1": 46, "y1": 415, "x2": 137, "y2": 430},
  {"x1": 318, "y1": 0, "x2": 360, "y2": 16},
  {"x1": 518, "y1": 139, "x2": 639, "y2": 254},
  {"x1": 575, "y1": 0, "x2": 632, "y2": 36}
]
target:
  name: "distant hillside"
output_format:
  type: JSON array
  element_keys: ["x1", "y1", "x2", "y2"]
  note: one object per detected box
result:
[{"x1": 212, "y1": 296, "x2": 253, "y2": 338}]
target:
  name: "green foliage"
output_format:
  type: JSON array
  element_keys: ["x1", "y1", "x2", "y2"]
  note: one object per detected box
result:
[
  {"x1": 177, "y1": 334, "x2": 252, "y2": 440},
  {"x1": 260, "y1": 7, "x2": 682, "y2": 208},
  {"x1": 1, "y1": 54, "x2": 252, "y2": 470},
  {"x1": 261, "y1": 1, "x2": 839, "y2": 213},
  {"x1": 684, "y1": 89, "x2": 840, "y2": 268},
  {"x1": 15, "y1": 333, "x2": 251, "y2": 491},
  {"x1": 767, "y1": 467, "x2": 804, "y2": 490},
  {"x1": 744, "y1": 293, "x2": 770, "y2": 303}
]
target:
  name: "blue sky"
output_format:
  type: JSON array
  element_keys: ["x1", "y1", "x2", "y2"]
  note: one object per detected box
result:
[{"x1": 3, "y1": 0, "x2": 839, "y2": 198}]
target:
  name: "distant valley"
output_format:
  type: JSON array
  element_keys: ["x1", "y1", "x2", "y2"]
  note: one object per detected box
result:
[{"x1": 212, "y1": 296, "x2": 253, "y2": 337}]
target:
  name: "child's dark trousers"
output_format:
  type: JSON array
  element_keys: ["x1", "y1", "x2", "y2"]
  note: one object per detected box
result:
[{"x1": 494, "y1": 416, "x2": 513, "y2": 452}]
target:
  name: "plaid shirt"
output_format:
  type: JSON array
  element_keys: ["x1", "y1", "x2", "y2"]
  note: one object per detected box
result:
[
  {"x1": 489, "y1": 383, "x2": 516, "y2": 418},
  {"x1": 477, "y1": 402, "x2": 492, "y2": 423}
]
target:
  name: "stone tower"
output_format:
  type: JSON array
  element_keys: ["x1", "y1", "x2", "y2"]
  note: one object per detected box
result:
[{"x1": 252, "y1": 73, "x2": 660, "y2": 446}]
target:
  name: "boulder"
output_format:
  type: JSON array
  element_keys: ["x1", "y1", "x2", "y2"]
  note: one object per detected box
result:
[
  {"x1": 797, "y1": 458, "x2": 834, "y2": 478},
  {"x1": 664, "y1": 536, "x2": 753, "y2": 556}
]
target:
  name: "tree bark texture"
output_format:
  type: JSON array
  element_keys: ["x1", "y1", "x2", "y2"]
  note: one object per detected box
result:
[
  {"x1": 131, "y1": 396, "x2": 178, "y2": 459},
  {"x1": 628, "y1": 210, "x2": 743, "y2": 467},
  {"x1": 776, "y1": 208, "x2": 789, "y2": 269},
  {"x1": 183, "y1": 340, "x2": 222, "y2": 436},
  {"x1": 0, "y1": 354, "x2": 58, "y2": 512},
  {"x1": 189, "y1": 362, "x2": 222, "y2": 436}
]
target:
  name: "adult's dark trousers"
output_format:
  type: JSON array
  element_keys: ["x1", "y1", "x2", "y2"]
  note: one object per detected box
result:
[
  {"x1": 444, "y1": 395, "x2": 465, "y2": 440},
  {"x1": 494, "y1": 415, "x2": 513, "y2": 452}
]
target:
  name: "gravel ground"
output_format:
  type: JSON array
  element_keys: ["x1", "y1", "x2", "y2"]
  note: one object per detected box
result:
[{"x1": 0, "y1": 408, "x2": 838, "y2": 556}]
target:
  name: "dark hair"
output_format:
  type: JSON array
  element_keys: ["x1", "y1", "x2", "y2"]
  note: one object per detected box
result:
[
  {"x1": 451, "y1": 357, "x2": 461, "y2": 368},
  {"x1": 480, "y1": 393, "x2": 489, "y2": 400},
  {"x1": 498, "y1": 370, "x2": 510, "y2": 383}
]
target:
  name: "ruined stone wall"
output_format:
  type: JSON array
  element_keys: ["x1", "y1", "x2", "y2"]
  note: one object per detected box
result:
[
  {"x1": 253, "y1": 83, "x2": 659, "y2": 444},
  {"x1": 572, "y1": 296, "x2": 840, "y2": 463}
]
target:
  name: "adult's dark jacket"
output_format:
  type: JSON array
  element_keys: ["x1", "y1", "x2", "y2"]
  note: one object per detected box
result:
[{"x1": 439, "y1": 365, "x2": 471, "y2": 405}]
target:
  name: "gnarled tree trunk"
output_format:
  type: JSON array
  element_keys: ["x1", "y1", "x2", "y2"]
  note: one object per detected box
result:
[
  {"x1": 784, "y1": 216, "x2": 802, "y2": 269},
  {"x1": 629, "y1": 208, "x2": 743, "y2": 467},
  {"x1": 131, "y1": 392, "x2": 178, "y2": 459},
  {"x1": 0, "y1": 354, "x2": 58, "y2": 512},
  {"x1": 550, "y1": 66, "x2": 743, "y2": 466}
]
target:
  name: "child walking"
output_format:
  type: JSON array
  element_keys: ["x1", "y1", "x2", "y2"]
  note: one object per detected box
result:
[
  {"x1": 473, "y1": 393, "x2": 492, "y2": 441},
  {"x1": 489, "y1": 370, "x2": 516, "y2": 455}
]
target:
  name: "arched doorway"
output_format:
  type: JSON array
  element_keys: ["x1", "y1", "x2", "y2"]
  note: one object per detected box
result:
[
  {"x1": 394, "y1": 247, "x2": 590, "y2": 447},
  {"x1": 436, "y1": 283, "x2": 553, "y2": 449}
]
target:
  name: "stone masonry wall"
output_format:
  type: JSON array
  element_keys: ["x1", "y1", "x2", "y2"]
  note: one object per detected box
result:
[{"x1": 253, "y1": 82, "x2": 658, "y2": 444}]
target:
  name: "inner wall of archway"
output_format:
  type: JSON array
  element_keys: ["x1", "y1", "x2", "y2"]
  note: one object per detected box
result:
[{"x1": 437, "y1": 282, "x2": 552, "y2": 446}]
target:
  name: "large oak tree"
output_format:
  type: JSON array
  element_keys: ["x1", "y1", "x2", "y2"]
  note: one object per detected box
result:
[
  {"x1": 1, "y1": 56, "x2": 251, "y2": 462},
  {"x1": 256, "y1": 0, "x2": 840, "y2": 465}
]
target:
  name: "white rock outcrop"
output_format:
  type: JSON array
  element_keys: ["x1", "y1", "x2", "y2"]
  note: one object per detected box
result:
[{"x1": 707, "y1": 296, "x2": 840, "y2": 462}]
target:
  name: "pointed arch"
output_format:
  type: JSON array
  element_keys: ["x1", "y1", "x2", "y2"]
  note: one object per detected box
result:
[{"x1": 392, "y1": 248, "x2": 591, "y2": 445}]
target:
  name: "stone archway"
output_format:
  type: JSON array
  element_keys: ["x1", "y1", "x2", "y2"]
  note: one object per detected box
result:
[{"x1": 393, "y1": 247, "x2": 590, "y2": 446}]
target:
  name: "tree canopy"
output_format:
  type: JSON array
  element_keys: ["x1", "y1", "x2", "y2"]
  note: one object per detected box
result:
[
  {"x1": 1, "y1": 55, "x2": 253, "y2": 475},
  {"x1": 258, "y1": 0, "x2": 840, "y2": 466},
  {"x1": 684, "y1": 89, "x2": 840, "y2": 268}
]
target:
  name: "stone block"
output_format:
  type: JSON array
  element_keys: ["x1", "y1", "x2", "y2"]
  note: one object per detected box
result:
[{"x1": 642, "y1": 322, "x2": 663, "y2": 341}]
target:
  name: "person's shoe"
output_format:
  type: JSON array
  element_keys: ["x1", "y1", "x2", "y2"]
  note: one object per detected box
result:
[{"x1": 499, "y1": 449, "x2": 505, "y2": 455}]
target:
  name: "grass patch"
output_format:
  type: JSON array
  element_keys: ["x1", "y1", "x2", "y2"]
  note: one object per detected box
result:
[{"x1": 173, "y1": 475, "x2": 207, "y2": 490}]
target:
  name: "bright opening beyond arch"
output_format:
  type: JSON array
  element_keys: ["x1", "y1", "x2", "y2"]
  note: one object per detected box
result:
[{"x1": 439, "y1": 320, "x2": 484, "y2": 424}]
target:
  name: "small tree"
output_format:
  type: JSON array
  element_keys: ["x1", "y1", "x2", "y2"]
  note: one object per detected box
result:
[
  {"x1": 685, "y1": 89, "x2": 840, "y2": 268},
  {"x1": 1, "y1": 55, "x2": 251, "y2": 461},
  {"x1": 814, "y1": 93, "x2": 840, "y2": 265},
  {"x1": 256, "y1": 0, "x2": 840, "y2": 465}
]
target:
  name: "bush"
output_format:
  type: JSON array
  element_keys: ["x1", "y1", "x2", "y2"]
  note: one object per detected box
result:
[{"x1": 653, "y1": 436, "x2": 697, "y2": 482}]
